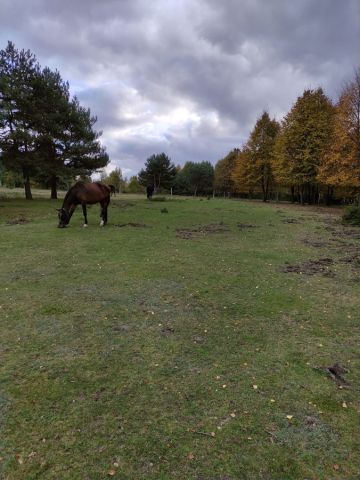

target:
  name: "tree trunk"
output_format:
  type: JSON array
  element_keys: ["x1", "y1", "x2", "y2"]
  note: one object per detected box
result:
[
  {"x1": 290, "y1": 186, "x2": 295, "y2": 203},
  {"x1": 49, "y1": 174, "x2": 58, "y2": 199},
  {"x1": 299, "y1": 186, "x2": 304, "y2": 205},
  {"x1": 23, "y1": 169, "x2": 33, "y2": 200}
]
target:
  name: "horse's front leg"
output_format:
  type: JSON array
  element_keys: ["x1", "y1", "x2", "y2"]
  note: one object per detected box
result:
[{"x1": 82, "y1": 204, "x2": 88, "y2": 227}]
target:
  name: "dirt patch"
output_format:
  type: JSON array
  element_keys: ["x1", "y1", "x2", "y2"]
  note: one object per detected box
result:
[
  {"x1": 176, "y1": 223, "x2": 229, "y2": 239},
  {"x1": 281, "y1": 257, "x2": 335, "y2": 277},
  {"x1": 6, "y1": 215, "x2": 29, "y2": 225},
  {"x1": 314, "y1": 363, "x2": 350, "y2": 387},
  {"x1": 237, "y1": 223, "x2": 258, "y2": 230},
  {"x1": 161, "y1": 327, "x2": 175, "y2": 336},
  {"x1": 113, "y1": 202, "x2": 135, "y2": 209},
  {"x1": 282, "y1": 218, "x2": 301, "y2": 224},
  {"x1": 340, "y1": 227, "x2": 360, "y2": 240},
  {"x1": 338, "y1": 250, "x2": 360, "y2": 266},
  {"x1": 112, "y1": 324, "x2": 132, "y2": 332},
  {"x1": 301, "y1": 238, "x2": 328, "y2": 248},
  {"x1": 114, "y1": 222, "x2": 151, "y2": 228}
]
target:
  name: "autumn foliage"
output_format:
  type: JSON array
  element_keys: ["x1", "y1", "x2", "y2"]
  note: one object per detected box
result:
[{"x1": 215, "y1": 68, "x2": 360, "y2": 204}]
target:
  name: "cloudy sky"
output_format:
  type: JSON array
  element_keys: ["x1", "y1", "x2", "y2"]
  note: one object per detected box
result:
[{"x1": 1, "y1": 0, "x2": 359, "y2": 178}]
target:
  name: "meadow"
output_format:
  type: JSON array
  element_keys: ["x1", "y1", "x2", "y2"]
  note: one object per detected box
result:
[{"x1": 0, "y1": 189, "x2": 359, "y2": 479}]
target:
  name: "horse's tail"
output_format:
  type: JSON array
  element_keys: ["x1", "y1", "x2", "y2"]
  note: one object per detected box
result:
[{"x1": 109, "y1": 185, "x2": 116, "y2": 196}]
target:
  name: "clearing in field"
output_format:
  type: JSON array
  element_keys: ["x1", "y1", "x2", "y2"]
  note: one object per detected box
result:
[{"x1": 0, "y1": 191, "x2": 359, "y2": 479}]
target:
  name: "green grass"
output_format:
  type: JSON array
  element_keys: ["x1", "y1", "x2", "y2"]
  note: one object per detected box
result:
[{"x1": 0, "y1": 189, "x2": 359, "y2": 479}]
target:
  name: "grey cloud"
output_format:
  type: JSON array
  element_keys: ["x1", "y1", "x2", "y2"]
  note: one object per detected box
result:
[{"x1": 1, "y1": 0, "x2": 359, "y2": 177}]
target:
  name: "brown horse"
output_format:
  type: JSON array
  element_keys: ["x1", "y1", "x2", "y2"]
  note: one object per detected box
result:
[{"x1": 57, "y1": 181, "x2": 111, "y2": 228}]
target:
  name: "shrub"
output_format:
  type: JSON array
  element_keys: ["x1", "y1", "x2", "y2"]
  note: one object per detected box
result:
[{"x1": 342, "y1": 206, "x2": 360, "y2": 225}]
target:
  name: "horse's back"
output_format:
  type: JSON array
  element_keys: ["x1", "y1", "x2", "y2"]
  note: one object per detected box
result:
[{"x1": 71, "y1": 182, "x2": 110, "y2": 204}]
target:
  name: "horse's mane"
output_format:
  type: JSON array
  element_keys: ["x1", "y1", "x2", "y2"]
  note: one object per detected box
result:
[{"x1": 63, "y1": 182, "x2": 86, "y2": 204}]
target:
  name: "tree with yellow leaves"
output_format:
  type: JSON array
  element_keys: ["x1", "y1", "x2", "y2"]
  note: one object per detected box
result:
[
  {"x1": 273, "y1": 88, "x2": 334, "y2": 204},
  {"x1": 318, "y1": 68, "x2": 360, "y2": 203},
  {"x1": 232, "y1": 112, "x2": 279, "y2": 201},
  {"x1": 214, "y1": 149, "x2": 239, "y2": 196}
]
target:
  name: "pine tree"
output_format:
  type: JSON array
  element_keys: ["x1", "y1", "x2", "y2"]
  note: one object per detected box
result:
[
  {"x1": 138, "y1": 153, "x2": 176, "y2": 191},
  {"x1": 0, "y1": 41, "x2": 41, "y2": 199}
]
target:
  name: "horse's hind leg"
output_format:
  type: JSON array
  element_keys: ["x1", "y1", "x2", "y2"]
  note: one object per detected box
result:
[
  {"x1": 99, "y1": 199, "x2": 110, "y2": 226},
  {"x1": 82, "y1": 204, "x2": 88, "y2": 227},
  {"x1": 99, "y1": 202, "x2": 106, "y2": 226}
]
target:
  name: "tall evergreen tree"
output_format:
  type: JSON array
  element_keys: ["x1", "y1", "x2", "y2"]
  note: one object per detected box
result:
[
  {"x1": 0, "y1": 42, "x2": 109, "y2": 199},
  {"x1": 138, "y1": 153, "x2": 176, "y2": 191},
  {"x1": 175, "y1": 161, "x2": 214, "y2": 196},
  {"x1": 0, "y1": 41, "x2": 41, "y2": 199}
]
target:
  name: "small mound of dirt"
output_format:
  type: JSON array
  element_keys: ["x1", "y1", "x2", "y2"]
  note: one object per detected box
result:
[
  {"x1": 6, "y1": 215, "x2": 29, "y2": 225},
  {"x1": 315, "y1": 363, "x2": 350, "y2": 387},
  {"x1": 114, "y1": 222, "x2": 151, "y2": 228},
  {"x1": 281, "y1": 257, "x2": 334, "y2": 277},
  {"x1": 161, "y1": 327, "x2": 175, "y2": 336},
  {"x1": 112, "y1": 324, "x2": 132, "y2": 332},
  {"x1": 301, "y1": 238, "x2": 328, "y2": 248},
  {"x1": 176, "y1": 223, "x2": 228, "y2": 239},
  {"x1": 237, "y1": 223, "x2": 258, "y2": 229},
  {"x1": 113, "y1": 202, "x2": 135, "y2": 208},
  {"x1": 282, "y1": 218, "x2": 301, "y2": 224}
]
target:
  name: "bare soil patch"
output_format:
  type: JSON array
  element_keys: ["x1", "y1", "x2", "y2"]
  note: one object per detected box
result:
[
  {"x1": 114, "y1": 222, "x2": 151, "y2": 228},
  {"x1": 237, "y1": 223, "x2": 258, "y2": 230},
  {"x1": 176, "y1": 223, "x2": 229, "y2": 239},
  {"x1": 281, "y1": 257, "x2": 335, "y2": 277},
  {"x1": 6, "y1": 215, "x2": 29, "y2": 225},
  {"x1": 282, "y1": 218, "x2": 301, "y2": 224},
  {"x1": 301, "y1": 238, "x2": 329, "y2": 248}
]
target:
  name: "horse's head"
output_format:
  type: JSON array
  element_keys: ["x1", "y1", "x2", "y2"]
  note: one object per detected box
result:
[{"x1": 57, "y1": 208, "x2": 70, "y2": 228}]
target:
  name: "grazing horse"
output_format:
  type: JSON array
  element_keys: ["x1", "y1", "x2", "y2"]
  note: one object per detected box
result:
[
  {"x1": 109, "y1": 184, "x2": 116, "y2": 196},
  {"x1": 57, "y1": 181, "x2": 111, "y2": 228},
  {"x1": 146, "y1": 185, "x2": 154, "y2": 199}
]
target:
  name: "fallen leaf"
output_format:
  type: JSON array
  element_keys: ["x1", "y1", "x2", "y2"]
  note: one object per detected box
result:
[
  {"x1": 253, "y1": 385, "x2": 258, "y2": 390},
  {"x1": 286, "y1": 415, "x2": 293, "y2": 420},
  {"x1": 230, "y1": 413, "x2": 236, "y2": 418},
  {"x1": 270, "y1": 399, "x2": 275, "y2": 403},
  {"x1": 342, "y1": 401, "x2": 348, "y2": 408},
  {"x1": 211, "y1": 432, "x2": 216, "y2": 437},
  {"x1": 108, "y1": 469, "x2": 116, "y2": 476},
  {"x1": 333, "y1": 464, "x2": 340, "y2": 471},
  {"x1": 187, "y1": 452, "x2": 194, "y2": 460}
]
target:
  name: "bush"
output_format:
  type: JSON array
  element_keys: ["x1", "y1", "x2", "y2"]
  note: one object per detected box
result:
[{"x1": 342, "y1": 206, "x2": 360, "y2": 225}]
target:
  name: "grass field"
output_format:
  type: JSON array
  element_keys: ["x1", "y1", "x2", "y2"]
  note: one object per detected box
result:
[{"x1": 0, "y1": 189, "x2": 359, "y2": 479}]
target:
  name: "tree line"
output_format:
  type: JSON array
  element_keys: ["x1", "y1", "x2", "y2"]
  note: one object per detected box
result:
[
  {"x1": 215, "y1": 69, "x2": 360, "y2": 204},
  {"x1": 135, "y1": 68, "x2": 360, "y2": 204},
  {"x1": 1, "y1": 40, "x2": 359, "y2": 205},
  {"x1": 0, "y1": 42, "x2": 108, "y2": 199}
]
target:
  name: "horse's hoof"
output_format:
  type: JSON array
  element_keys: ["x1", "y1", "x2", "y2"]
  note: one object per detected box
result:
[
  {"x1": 83, "y1": 224, "x2": 88, "y2": 228},
  {"x1": 100, "y1": 220, "x2": 104, "y2": 227}
]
